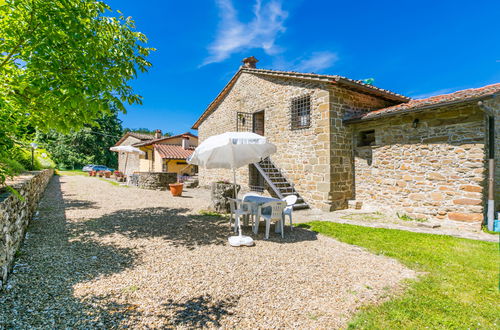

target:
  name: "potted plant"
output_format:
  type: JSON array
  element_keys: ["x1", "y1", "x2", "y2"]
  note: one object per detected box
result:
[
  {"x1": 98, "y1": 171, "x2": 104, "y2": 177},
  {"x1": 104, "y1": 171, "x2": 111, "y2": 178},
  {"x1": 169, "y1": 182, "x2": 184, "y2": 197}
]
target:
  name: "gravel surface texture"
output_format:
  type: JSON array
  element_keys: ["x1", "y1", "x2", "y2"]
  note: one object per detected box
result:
[{"x1": 1, "y1": 174, "x2": 415, "y2": 328}]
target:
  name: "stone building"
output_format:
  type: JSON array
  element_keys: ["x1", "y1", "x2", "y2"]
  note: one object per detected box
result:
[
  {"x1": 113, "y1": 131, "x2": 198, "y2": 175},
  {"x1": 192, "y1": 57, "x2": 499, "y2": 229}
]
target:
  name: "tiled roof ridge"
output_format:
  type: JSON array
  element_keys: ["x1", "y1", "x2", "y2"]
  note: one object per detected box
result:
[
  {"x1": 347, "y1": 83, "x2": 500, "y2": 122},
  {"x1": 133, "y1": 132, "x2": 198, "y2": 147},
  {"x1": 241, "y1": 67, "x2": 410, "y2": 101},
  {"x1": 128, "y1": 132, "x2": 155, "y2": 139},
  {"x1": 191, "y1": 66, "x2": 410, "y2": 129},
  {"x1": 114, "y1": 131, "x2": 155, "y2": 147}
]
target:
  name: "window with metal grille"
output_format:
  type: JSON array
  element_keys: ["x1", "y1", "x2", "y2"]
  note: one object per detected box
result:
[
  {"x1": 291, "y1": 95, "x2": 311, "y2": 129},
  {"x1": 236, "y1": 112, "x2": 253, "y2": 132}
]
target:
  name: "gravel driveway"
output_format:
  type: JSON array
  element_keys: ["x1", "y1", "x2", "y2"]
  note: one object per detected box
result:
[{"x1": 0, "y1": 174, "x2": 414, "y2": 328}]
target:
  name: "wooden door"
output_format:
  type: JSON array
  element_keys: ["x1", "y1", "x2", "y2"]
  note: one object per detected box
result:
[{"x1": 253, "y1": 111, "x2": 265, "y2": 136}]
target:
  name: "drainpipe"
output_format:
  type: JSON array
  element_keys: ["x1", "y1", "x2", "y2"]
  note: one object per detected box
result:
[{"x1": 478, "y1": 99, "x2": 496, "y2": 231}]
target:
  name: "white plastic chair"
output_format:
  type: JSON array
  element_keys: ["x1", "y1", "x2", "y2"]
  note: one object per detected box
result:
[
  {"x1": 242, "y1": 192, "x2": 261, "y2": 199},
  {"x1": 228, "y1": 198, "x2": 253, "y2": 233},
  {"x1": 282, "y1": 195, "x2": 298, "y2": 231},
  {"x1": 255, "y1": 201, "x2": 287, "y2": 239}
]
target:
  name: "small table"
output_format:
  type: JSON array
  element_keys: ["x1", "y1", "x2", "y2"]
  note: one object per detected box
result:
[{"x1": 243, "y1": 195, "x2": 283, "y2": 233}]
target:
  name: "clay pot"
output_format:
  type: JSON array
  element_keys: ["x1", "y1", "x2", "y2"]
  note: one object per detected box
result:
[
  {"x1": 88, "y1": 171, "x2": 93, "y2": 176},
  {"x1": 90, "y1": 171, "x2": 96, "y2": 177},
  {"x1": 98, "y1": 171, "x2": 104, "y2": 177},
  {"x1": 104, "y1": 171, "x2": 111, "y2": 178},
  {"x1": 169, "y1": 183, "x2": 183, "y2": 197}
]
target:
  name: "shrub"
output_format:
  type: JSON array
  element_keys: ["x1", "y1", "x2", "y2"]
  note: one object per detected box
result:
[{"x1": 0, "y1": 158, "x2": 26, "y2": 176}]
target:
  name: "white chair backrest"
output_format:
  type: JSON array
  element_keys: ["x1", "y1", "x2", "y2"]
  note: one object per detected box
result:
[
  {"x1": 283, "y1": 195, "x2": 298, "y2": 206},
  {"x1": 243, "y1": 192, "x2": 261, "y2": 199},
  {"x1": 261, "y1": 201, "x2": 287, "y2": 219}
]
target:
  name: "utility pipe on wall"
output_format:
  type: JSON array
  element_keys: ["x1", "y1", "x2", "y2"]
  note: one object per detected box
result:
[{"x1": 478, "y1": 100, "x2": 496, "y2": 231}]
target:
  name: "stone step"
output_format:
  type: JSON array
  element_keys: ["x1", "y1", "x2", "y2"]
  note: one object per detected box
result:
[{"x1": 293, "y1": 203, "x2": 309, "y2": 210}]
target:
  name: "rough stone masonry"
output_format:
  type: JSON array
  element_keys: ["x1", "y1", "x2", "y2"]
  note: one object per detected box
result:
[
  {"x1": 0, "y1": 169, "x2": 53, "y2": 287},
  {"x1": 194, "y1": 62, "x2": 499, "y2": 230}
]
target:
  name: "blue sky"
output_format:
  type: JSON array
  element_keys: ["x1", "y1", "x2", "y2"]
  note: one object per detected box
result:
[{"x1": 107, "y1": 0, "x2": 500, "y2": 135}]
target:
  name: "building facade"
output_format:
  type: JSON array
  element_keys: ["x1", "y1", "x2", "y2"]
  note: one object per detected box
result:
[
  {"x1": 193, "y1": 58, "x2": 499, "y2": 229},
  {"x1": 114, "y1": 131, "x2": 198, "y2": 176}
]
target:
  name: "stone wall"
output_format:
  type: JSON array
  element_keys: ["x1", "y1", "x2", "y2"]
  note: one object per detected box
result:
[
  {"x1": 328, "y1": 86, "x2": 394, "y2": 210},
  {"x1": 0, "y1": 169, "x2": 53, "y2": 287},
  {"x1": 197, "y1": 72, "x2": 332, "y2": 209},
  {"x1": 351, "y1": 105, "x2": 487, "y2": 228},
  {"x1": 136, "y1": 172, "x2": 177, "y2": 190},
  {"x1": 197, "y1": 72, "x2": 399, "y2": 210}
]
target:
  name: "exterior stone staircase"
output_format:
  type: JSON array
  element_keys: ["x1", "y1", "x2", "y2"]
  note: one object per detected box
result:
[{"x1": 253, "y1": 158, "x2": 309, "y2": 210}]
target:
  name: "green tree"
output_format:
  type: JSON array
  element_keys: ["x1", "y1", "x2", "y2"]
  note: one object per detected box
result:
[
  {"x1": 0, "y1": 0, "x2": 153, "y2": 183},
  {"x1": 37, "y1": 112, "x2": 123, "y2": 169},
  {"x1": 123, "y1": 128, "x2": 173, "y2": 136}
]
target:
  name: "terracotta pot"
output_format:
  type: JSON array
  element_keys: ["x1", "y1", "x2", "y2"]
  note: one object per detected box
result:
[
  {"x1": 98, "y1": 171, "x2": 104, "y2": 177},
  {"x1": 104, "y1": 171, "x2": 111, "y2": 178},
  {"x1": 169, "y1": 183, "x2": 183, "y2": 197},
  {"x1": 88, "y1": 171, "x2": 93, "y2": 176},
  {"x1": 90, "y1": 171, "x2": 96, "y2": 176}
]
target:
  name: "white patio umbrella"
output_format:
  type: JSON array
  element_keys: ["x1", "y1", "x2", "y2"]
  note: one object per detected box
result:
[
  {"x1": 109, "y1": 145, "x2": 145, "y2": 176},
  {"x1": 187, "y1": 132, "x2": 277, "y2": 247}
]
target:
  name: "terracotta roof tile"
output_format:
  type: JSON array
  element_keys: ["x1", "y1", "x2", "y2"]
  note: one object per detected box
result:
[
  {"x1": 133, "y1": 132, "x2": 197, "y2": 147},
  {"x1": 243, "y1": 67, "x2": 410, "y2": 101},
  {"x1": 154, "y1": 144, "x2": 195, "y2": 159},
  {"x1": 347, "y1": 83, "x2": 500, "y2": 122},
  {"x1": 114, "y1": 132, "x2": 155, "y2": 146},
  {"x1": 128, "y1": 132, "x2": 155, "y2": 140},
  {"x1": 191, "y1": 67, "x2": 410, "y2": 129}
]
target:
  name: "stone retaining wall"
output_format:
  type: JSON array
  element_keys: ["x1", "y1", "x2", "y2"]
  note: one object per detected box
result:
[
  {"x1": 136, "y1": 172, "x2": 177, "y2": 190},
  {"x1": 0, "y1": 169, "x2": 53, "y2": 287}
]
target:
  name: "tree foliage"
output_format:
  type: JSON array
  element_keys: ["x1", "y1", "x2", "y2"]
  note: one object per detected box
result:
[
  {"x1": 0, "y1": 0, "x2": 153, "y2": 182},
  {"x1": 123, "y1": 128, "x2": 173, "y2": 136},
  {"x1": 37, "y1": 112, "x2": 123, "y2": 169}
]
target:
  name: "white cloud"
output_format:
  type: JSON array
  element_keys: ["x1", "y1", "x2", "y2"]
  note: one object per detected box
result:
[
  {"x1": 203, "y1": 0, "x2": 288, "y2": 65},
  {"x1": 293, "y1": 51, "x2": 339, "y2": 73}
]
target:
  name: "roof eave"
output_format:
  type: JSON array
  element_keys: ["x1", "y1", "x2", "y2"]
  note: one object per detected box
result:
[
  {"x1": 244, "y1": 68, "x2": 410, "y2": 102},
  {"x1": 191, "y1": 67, "x2": 410, "y2": 130},
  {"x1": 344, "y1": 94, "x2": 495, "y2": 124}
]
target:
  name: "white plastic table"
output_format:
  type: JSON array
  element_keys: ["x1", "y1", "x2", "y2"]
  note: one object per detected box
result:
[{"x1": 243, "y1": 195, "x2": 283, "y2": 233}]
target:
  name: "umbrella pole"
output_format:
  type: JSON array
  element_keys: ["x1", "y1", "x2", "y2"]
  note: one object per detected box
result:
[
  {"x1": 233, "y1": 168, "x2": 243, "y2": 238},
  {"x1": 123, "y1": 152, "x2": 128, "y2": 175},
  {"x1": 233, "y1": 168, "x2": 237, "y2": 198}
]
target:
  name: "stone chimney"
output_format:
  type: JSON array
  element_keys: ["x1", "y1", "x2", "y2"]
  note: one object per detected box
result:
[
  {"x1": 181, "y1": 135, "x2": 190, "y2": 149},
  {"x1": 242, "y1": 56, "x2": 258, "y2": 68},
  {"x1": 154, "y1": 129, "x2": 162, "y2": 139}
]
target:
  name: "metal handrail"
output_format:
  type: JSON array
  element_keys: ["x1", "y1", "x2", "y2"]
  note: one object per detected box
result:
[{"x1": 252, "y1": 161, "x2": 284, "y2": 199}]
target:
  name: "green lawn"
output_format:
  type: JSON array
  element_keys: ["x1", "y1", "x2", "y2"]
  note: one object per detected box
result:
[
  {"x1": 56, "y1": 169, "x2": 87, "y2": 176},
  {"x1": 298, "y1": 222, "x2": 499, "y2": 329}
]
